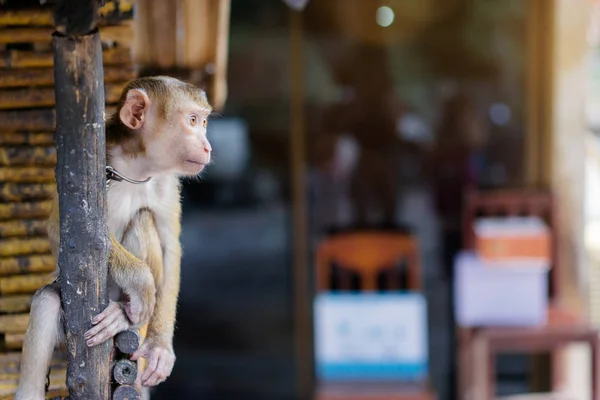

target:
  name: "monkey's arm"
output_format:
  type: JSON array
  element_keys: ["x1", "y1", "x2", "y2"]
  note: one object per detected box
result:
[
  {"x1": 108, "y1": 236, "x2": 156, "y2": 325},
  {"x1": 131, "y1": 207, "x2": 181, "y2": 387},
  {"x1": 48, "y1": 192, "x2": 156, "y2": 326},
  {"x1": 85, "y1": 210, "x2": 160, "y2": 346}
]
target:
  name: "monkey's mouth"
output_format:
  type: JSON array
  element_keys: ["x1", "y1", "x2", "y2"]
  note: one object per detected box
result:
[
  {"x1": 185, "y1": 160, "x2": 208, "y2": 173},
  {"x1": 185, "y1": 160, "x2": 206, "y2": 166}
]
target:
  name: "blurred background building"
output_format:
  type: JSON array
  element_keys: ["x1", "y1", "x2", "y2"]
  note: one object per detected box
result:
[{"x1": 1, "y1": 0, "x2": 600, "y2": 399}]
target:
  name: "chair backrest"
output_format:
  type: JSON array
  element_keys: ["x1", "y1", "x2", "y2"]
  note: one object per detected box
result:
[
  {"x1": 315, "y1": 232, "x2": 422, "y2": 292},
  {"x1": 462, "y1": 188, "x2": 559, "y2": 299}
]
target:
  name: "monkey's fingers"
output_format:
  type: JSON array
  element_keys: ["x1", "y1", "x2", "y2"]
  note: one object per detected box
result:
[
  {"x1": 141, "y1": 351, "x2": 160, "y2": 386},
  {"x1": 91, "y1": 301, "x2": 121, "y2": 325},
  {"x1": 85, "y1": 307, "x2": 129, "y2": 346},
  {"x1": 130, "y1": 342, "x2": 150, "y2": 361},
  {"x1": 86, "y1": 308, "x2": 119, "y2": 339}
]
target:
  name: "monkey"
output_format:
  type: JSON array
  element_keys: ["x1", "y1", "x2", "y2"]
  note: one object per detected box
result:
[{"x1": 15, "y1": 76, "x2": 213, "y2": 400}]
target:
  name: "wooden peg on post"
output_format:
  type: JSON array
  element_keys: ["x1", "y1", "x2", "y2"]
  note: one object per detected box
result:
[
  {"x1": 52, "y1": 0, "x2": 112, "y2": 399},
  {"x1": 112, "y1": 360, "x2": 137, "y2": 385},
  {"x1": 115, "y1": 330, "x2": 140, "y2": 355},
  {"x1": 113, "y1": 385, "x2": 140, "y2": 400}
]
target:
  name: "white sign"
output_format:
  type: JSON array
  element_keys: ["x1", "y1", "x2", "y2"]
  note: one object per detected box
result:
[{"x1": 314, "y1": 293, "x2": 428, "y2": 381}]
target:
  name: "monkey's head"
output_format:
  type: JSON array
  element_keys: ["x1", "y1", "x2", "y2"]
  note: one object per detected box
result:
[{"x1": 108, "y1": 76, "x2": 213, "y2": 177}]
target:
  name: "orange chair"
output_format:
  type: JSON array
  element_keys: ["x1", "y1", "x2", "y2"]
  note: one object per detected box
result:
[
  {"x1": 315, "y1": 232, "x2": 422, "y2": 292},
  {"x1": 314, "y1": 231, "x2": 435, "y2": 400},
  {"x1": 458, "y1": 189, "x2": 600, "y2": 400}
]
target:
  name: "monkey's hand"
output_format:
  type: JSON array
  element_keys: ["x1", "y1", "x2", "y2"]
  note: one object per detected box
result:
[
  {"x1": 130, "y1": 336, "x2": 176, "y2": 387},
  {"x1": 84, "y1": 301, "x2": 131, "y2": 347}
]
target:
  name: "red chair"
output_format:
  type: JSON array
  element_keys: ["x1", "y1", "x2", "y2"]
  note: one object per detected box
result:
[{"x1": 458, "y1": 189, "x2": 600, "y2": 400}]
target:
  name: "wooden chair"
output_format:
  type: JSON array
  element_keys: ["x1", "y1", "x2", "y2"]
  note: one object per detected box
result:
[
  {"x1": 458, "y1": 189, "x2": 600, "y2": 400},
  {"x1": 314, "y1": 231, "x2": 435, "y2": 400},
  {"x1": 315, "y1": 232, "x2": 422, "y2": 292}
]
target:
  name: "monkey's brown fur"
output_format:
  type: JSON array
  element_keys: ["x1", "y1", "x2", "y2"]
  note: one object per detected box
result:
[{"x1": 16, "y1": 76, "x2": 213, "y2": 400}]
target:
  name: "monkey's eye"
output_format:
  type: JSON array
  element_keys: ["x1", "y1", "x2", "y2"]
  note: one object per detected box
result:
[
  {"x1": 202, "y1": 118, "x2": 208, "y2": 128},
  {"x1": 188, "y1": 115, "x2": 198, "y2": 127}
]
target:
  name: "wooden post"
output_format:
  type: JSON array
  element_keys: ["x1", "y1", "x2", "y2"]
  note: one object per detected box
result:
[
  {"x1": 52, "y1": 0, "x2": 112, "y2": 399},
  {"x1": 290, "y1": 8, "x2": 313, "y2": 400}
]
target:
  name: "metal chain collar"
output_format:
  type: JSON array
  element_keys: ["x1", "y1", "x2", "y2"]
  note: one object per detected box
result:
[{"x1": 106, "y1": 165, "x2": 152, "y2": 188}]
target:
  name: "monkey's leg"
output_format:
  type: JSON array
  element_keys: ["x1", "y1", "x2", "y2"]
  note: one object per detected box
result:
[{"x1": 15, "y1": 283, "x2": 64, "y2": 400}]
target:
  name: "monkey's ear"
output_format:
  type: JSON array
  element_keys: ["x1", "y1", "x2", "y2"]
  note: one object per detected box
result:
[{"x1": 119, "y1": 89, "x2": 151, "y2": 130}]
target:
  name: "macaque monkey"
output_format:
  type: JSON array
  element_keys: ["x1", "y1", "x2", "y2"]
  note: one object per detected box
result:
[{"x1": 15, "y1": 76, "x2": 213, "y2": 400}]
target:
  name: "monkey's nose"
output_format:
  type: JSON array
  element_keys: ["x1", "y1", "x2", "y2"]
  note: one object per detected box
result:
[{"x1": 203, "y1": 142, "x2": 212, "y2": 154}]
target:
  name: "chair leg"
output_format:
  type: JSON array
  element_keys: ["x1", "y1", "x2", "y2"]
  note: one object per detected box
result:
[
  {"x1": 592, "y1": 334, "x2": 600, "y2": 400},
  {"x1": 551, "y1": 347, "x2": 565, "y2": 392},
  {"x1": 458, "y1": 329, "x2": 472, "y2": 400},
  {"x1": 472, "y1": 335, "x2": 491, "y2": 400}
]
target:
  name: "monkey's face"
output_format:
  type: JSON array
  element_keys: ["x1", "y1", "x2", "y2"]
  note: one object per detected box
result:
[
  {"x1": 119, "y1": 88, "x2": 212, "y2": 177},
  {"x1": 146, "y1": 100, "x2": 212, "y2": 177}
]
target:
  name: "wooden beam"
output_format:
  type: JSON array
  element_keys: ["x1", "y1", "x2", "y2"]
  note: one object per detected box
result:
[
  {"x1": 0, "y1": 183, "x2": 57, "y2": 202},
  {"x1": 0, "y1": 237, "x2": 50, "y2": 257},
  {"x1": 0, "y1": 201, "x2": 52, "y2": 220},
  {"x1": 176, "y1": 0, "x2": 230, "y2": 110},
  {"x1": 0, "y1": 65, "x2": 135, "y2": 88},
  {"x1": 0, "y1": 219, "x2": 49, "y2": 238},
  {"x1": 0, "y1": 273, "x2": 54, "y2": 294},
  {"x1": 52, "y1": 1, "x2": 112, "y2": 397},
  {"x1": 0, "y1": 133, "x2": 54, "y2": 146},
  {"x1": 1, "y1": 47, "x2": 132, "y2": 68},
  {"x1": 290, "y1": 9, "x2": 313, "y2": 400},
  {"x1": 0, "y1": 2, "x2": 133, "y2": 26},
  {"x1": 0, "y1": 84, "x2": 125, "y2": 109},
  {"x1": 0, "y1": 147, "x2": 56, "y2": 166},
  {"x1": 212, "y1": 0, "x2": 231, "y2": 111},
  {"x1": 0, "y1": 255, "x2": 54, "y2": 275},
  {"x1": 0, "y1": 219, "x2": 49, "y2": 237},
  {"x1": 0, "y1": 167, "x2": 55, "y2": 183},
  {"x1": 0, "y1": 295, "x2": 33, "y2": 313}
]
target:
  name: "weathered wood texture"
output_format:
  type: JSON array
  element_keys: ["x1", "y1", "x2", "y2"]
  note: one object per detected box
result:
[
  {"x1": 134, "y1": 0, "x2": 230, "y2": 111},
  {"x1": 0, "y1": 47, "x2": 131, "y2": 68},
  {"x1": 112, "y1": 360, "x2": 137, "y2": 385},
  {"x1": 0, "y1": 295, "x2": 33, "y2": 313},
  {"x1": 0, "y1": 201, "x2": 52, "y2": 220},
  {"x1": 0, "y1": 314, "x2": 28, "y2": 334},
  {"x1": 0, "y1": 238, "x2": 50, "y2": 256},
  {"x1": 0, "y1": 2, "x2": 133, "y2": 27},
  {"x1": 4, "y1": 333, "x2": 25, "y2": 350},
  {"x1": 0, "y1": 274, "x2": 53, "y2": 295},
  {"x1": 0, "y1": 65, "x2": 135, "y2": 89},
  {"x1": 0, "y1": 3, "x2": 136, "y2": 398},
  {"x1": 114, "y1": 330, "x2": 140, "y2": 354},
  {"x1": 0, "y1": 84, "x2": 124, "y2": 109},
  {"x1": 53, "y1": 29, "x2": 112, "y2": 400},
  {"x1": 0, "y1": 133, "x2": 54, "y2": 146},
  {"x1": 0, "y1": 255, "x2": 54, "y2": 275},
  {"x1": 0, "y1": 183, "x2": 56, "y2": 201},
  {"x1": 0, "y1": 220, "x2": 48, "y2": 237},
  {"x1": 0, "y1": 24, "x2": 133, "y2": 46},
  {"x1": 0, "y1": 352, "x2": 68, "y2": 397},
  {"x1": 112, "y1": 385, "x2": 140, "y2": 400},
  {"x1": 0, "y1": 147, "x2": 56, "y2": 166}
]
